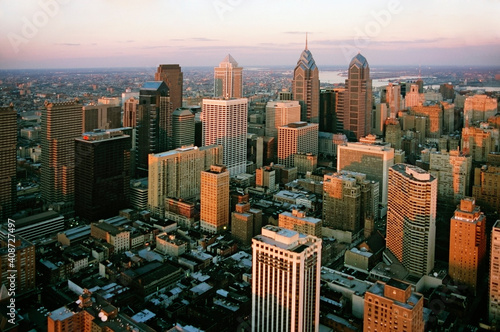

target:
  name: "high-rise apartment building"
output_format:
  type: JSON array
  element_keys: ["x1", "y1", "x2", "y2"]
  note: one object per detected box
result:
[
  {"x1": 385, "y1": 118, "x2": 402, "y2": 150},
  {"x1": 136, "y1": 81, "x2": 173, "y2": 174},
  {"x1": 41, "y1": 100, "x2": 83, "y2": 207},
  {"x1": 82, "y1": 104, "x2": 121, "y2": 132},
  {"x1": 0, "y1": 237, "x2": 36, "y2": 293},
  {"x1": 255, "y1": 166, "x2": 276, "y2": 191},
  {"x1": 231, "y1": 202, "x2": 262, "y2": 245},
  {"x1": 252, "y1": 225, "x2": 322, "y2": 332},
  {"x1": 339, "y1": 53, "x2": 372, "y2": 140},
  {"x1": 155, "y1": 64, "x2": 183, "y2": 111},
  {"x1": 364, "y1": 279, "x2": 424, "y2": 332},
  {"x1": 337, "y1": 142, "x2": 394, "y2": 208},
  {"x1": 214, "y1": 54, "x2": 243, "y2": 99},
  {"x1": 148, "y1": 145, "x2": 222, "y2": 218},
  {"x1": 429, "y1": 149, "x2": 472, "y2": 205},
  {"x1": 410, "y1": 104, "x2": 443, "y2": 139},
  {"x1": 278, "y1": 209, "x2": 322, "y2": 237},
  {"x1": 449, "y1": 197, "x2": 486, "y2": 293},
  {"x1": 75, "y1": 129, "x2": 131, "y2": 222},
  {"x1": 202, "y1": 98, "x2": 247, "y2": 176},
  {"x1": 386, "y1": 164, "x2": 437, "y2": 276},
  {"x1": 461, "y1": 126, "x2": 494, "y2": 163},
  {"x1": 473, "y1": 164, "x2": 500, "y2": 213},
  {"x1": 123, "y1": 96, "x2": 139, "y2": 127},
  {"x1": 278, "y1": 122, "x2": 318, "y2": 168},
  {"x1": 489, "y1": 220, "x2": 500, "y2": 323},
  {"x1": 381, "y1": 83, "x2": 401, "y2": 118},
  {"x1": 0, "y1": 105, "x2": 16, "y2": 221},
  {"x1": 172, "y1": 108, "x2": 195, "y2": 149},
  {"x1": 323, "y1": 171, "x2": 378, "y2": 237},
  {"x1": 464, "y1": 94, "x2": 497, "y2": 127},
  {"x1": 292, "y1": 40, "x2": 320, "y2": 123},
  {"x1": 200, "y1": 165, "x2": 230, "y2": 234}
]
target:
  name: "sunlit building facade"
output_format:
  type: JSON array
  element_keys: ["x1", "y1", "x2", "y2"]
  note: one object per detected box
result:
[
  {"x1": 200, "y1": 165, "x2": 230, "y2": 233},
  {"x1": 214, "y1": 54, "x2": 243, "y2": 99},
  {"x1": 386, "y1": 164, "x2": 437, "y2": 276},
  {"x1": 278, "y1": 122, "x2": 318, "y2": 168},
  {"x1": 292, "y1": 41, "x2": 320, "y2": 123},
  {"x1": 252, "y1": 225, "x2": 322, "y2": 332}
]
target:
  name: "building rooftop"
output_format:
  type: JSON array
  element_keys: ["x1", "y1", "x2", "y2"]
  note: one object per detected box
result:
[{"x1": 49, "y1": 307, "x2": 75, "y2": 321}]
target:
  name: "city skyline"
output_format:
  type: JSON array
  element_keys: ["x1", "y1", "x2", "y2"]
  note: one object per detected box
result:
[{"x1": 0, "y1": 0, "x2": 499, "y2": 69}]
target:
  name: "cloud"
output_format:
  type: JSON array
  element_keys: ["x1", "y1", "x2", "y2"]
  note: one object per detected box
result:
[
  {"x1": 171, "y1": 37, "x2": 218, "y2": 42},
  {"x1": 283, "y1": 31, "x2": 310, "y2": 35},
  {"x1": 54, "y1": 43, "x2": 80, "y2": 46}
]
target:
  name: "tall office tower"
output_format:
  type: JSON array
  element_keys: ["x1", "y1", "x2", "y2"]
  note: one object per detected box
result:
[
  {"x1": 319, "y1": 89, "x2": 338, "y2": 133},
  {"x1": 265, "y1": 101, "x2": 301, "y2": 140},
  {"x1": 473, "y1": 164, "x2": 500, "y2": 213},
  {"x1": 410, "y1": 104, "x2": 443, "y2": 140},
  {"x1": 334, "y1": 88, "x2": 346, "y2": 133},
  {"x1": 74, "y1": 129, "x2": 131, "y2": 222},
  {"x1": 41, "y1": 101, "x2": 83, "y2": 207},
  {"x1": 200, "y1": 165, "x2": 230, "y2": 233},
  {"x1": 247, "y1": 134, "x2": 264, "y2": 170},
  {"x1": 323, "y1": 171, "x2": 378, "y2": 237},
  {"x1": 439, "y1": 83, "x2": 455, "y2": 101},
  {"x1": 148, "y1": 145, "x2": 222, "y2": 218},
  {"x1": 337, "y1": 142, "x2": 394, "y2": 208},
  {"x1": 278, "y1": 209, "x2": 322, "y2": 237},
  {"x1": 231, "y1": 202, "x2": 262, "y2": 245},
  {"x1": 214, "y1": 54, "x2": 243, "y2": 99},
  {"x1": 82, "y1": 104, "x2": 121, "y2": 132},
  {"x1": 461, "y1": 126, "x2": 494, "y2": 163},
  {"x1": 441, "y1": 101, "x2": 455, "y2": 135},
  {"x1": 155, "y1": 64, "x2": 183, "y2": 111},
  {"x1": 123, "y1": 96, "x2": 139, "y2": 127},
  {"x1": 385, "y1": 118, "x2": 402, "y2": 150},
  {"x1": 449, "y1": 197, "x2": 486, "y2": 293},
  {"x1": 202, "y1": 98, "x2": 248, "y2": 176},
  {"x1": 252, "y1": 225, "x2": 321, "y2": 332},
  {"x1": 278, "y1": 122, "x2": 318, "y2": 168},
  {"x1": 292, "y1": 40, "x2": 320, "y2": 123},
  {"x1": 404, "y1": 84, "x2": 425, "y2": 108},
  {"x1": 429, "y1": 149, "x2": 472, "y2": 205},
  {"x1": 172, "y1": 108, "x2": 194, "y2": 149},
  {"x1": 339, "y1": 53, "x2": 372, "y2": 140},
  {"x1": 464, "y1": 94, "x2": 497, "y2": 127},
  {"x1": 372, "y1": 103, "x2": 388, "y2": 136},
  {"x1": 0, "y1": 106, "x2": 16, "y2": 221},
  {"x1": 136, "y1": 81, "x2": 173, "y2": 174},
  {"x1": 0, "y1": 237, "x2": 36, "y2": 293},
  {"x1": 490, "y1": 220, "x2": 500, "y2": 323},
  {"x1": 381, "y1": 83, "x2": 401, "y2": 118},
  {"x1": 262, "y1": 136, "x2": 275, "y2": 165},
  {"x1": 364, "y1": 279, "x2": 424, "y2": 332},
  {"x1": 386, "y1": 164, "x2": 437, "y2": 276}
]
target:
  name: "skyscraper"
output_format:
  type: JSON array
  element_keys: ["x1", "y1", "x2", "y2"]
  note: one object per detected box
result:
[
  {"x1": 337, "y1": 142, "x2": 394, "y2": 209},
  {"x1": 277, "y1": 121, "x2": 318, "y2": 168},
  {"x1": 202, "y1": 98, "x2": 248, "y2": 176},
  {"x1": 364, "y1": 279, "x2": 424, "y2": 332},
  {"x1": 252, "y1": 225, "x2": 321, "y2": 332},
  {"x1": 339, "y1": 53, "x2": 372, "y2": 140},
  {"x1": 136, "y1": 81, "x2": 172, "y2": 174},
  {"x1": 172, "y1": 108, "x2": 195, "y2": 149},
  {"x1": 122, "y1": 96, "x2": 139, "y2": 128},
  {"x1": 449, "y1": 197, "x2": 486, "y2": 293},
  {"x1": 0, "y1": 237, "x2": 36, "y2": 293},
  {"x1": 74, "y1": 129, "x2": 131, "y2": 222},
  {"x1": 489, "y1": 220, "x2": 500, "y2": 323},
  {"x1": 41, "y1": 100, "x2": 83, "y2": 207},
  {"x1": 386, "y1": 164, "x2": 437, "y2": 276},
  {"x1": 214, "y1": 54, "x2": 243, "y2": 99},
  {"x1": 155, "y1": 64, "x2": 183, "y2": 111},
  {"x1": 319, "y1": 89, "x2": 338, "y2": 133},
  {"x1": 82, "y1": 104, "x2": 121, "y2": 132},
  {"x1": 265, "y1": 101, "x2": 301, "y2": 140},
  {"x1": 200, "y1": 165, "x2": 229, "y2": 234},
  {"x1": 148, "y1": 145, "x2": 222, "y2": 218},
  {"x1": 292, "y1": 38, "x2": 320, "y2": 123},
  {"x1": 0, "y1": 105, "x2": 16, "y2": 221}
]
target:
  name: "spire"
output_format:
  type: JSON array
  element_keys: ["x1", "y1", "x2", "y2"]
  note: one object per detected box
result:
[{"x1": 305, "y1": 32, "x2": 308, "y2": 50}]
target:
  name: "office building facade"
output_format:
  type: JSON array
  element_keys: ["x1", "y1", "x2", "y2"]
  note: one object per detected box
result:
[
  {"x1": 200, "y1": 165, "x2": 230, "y2": 233},
  {"x1": 292, "y1": 41, "x2": 319, "y2": 123},
  {"x1": 214, "y1": 54, "x2": 243, "y2": 99},
  {"x1": 278, "y1": 122, "x2": 318, "y2": 168},
  {"x1": 0, "y1": 106, "x2": 16, "y2": 221}
]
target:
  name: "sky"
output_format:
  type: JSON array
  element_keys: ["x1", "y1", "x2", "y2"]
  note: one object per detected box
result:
[{"x1": 0, "y1": 0, "x2": 499, "y2": 69}]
